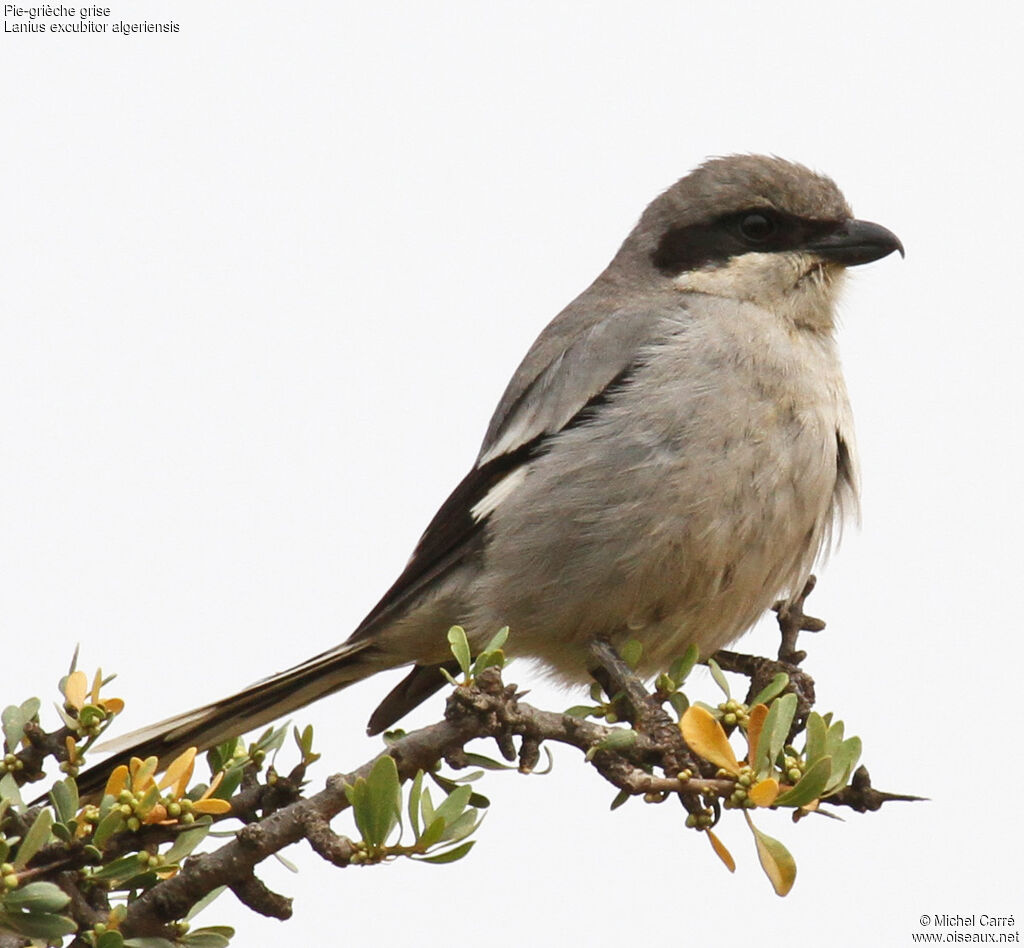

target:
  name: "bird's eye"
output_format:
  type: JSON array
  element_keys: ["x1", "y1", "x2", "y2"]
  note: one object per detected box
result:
[{"x1": 738, "y1": 212, "x2": 776, "y2": 242}]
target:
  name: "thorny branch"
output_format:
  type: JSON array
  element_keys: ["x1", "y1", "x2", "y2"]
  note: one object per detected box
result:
[{"x1": 0, "y1": 579, "x2": 921, "y2": 944}]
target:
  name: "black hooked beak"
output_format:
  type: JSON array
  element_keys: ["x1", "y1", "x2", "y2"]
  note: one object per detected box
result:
[{"x1": 805, "y1": 219, "x2": 905, "y2": 267}]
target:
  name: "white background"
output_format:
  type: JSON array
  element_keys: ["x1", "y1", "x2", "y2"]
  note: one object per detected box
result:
[{"x1": 3, "y1": 2, "x2": 1022, "y2": 945}]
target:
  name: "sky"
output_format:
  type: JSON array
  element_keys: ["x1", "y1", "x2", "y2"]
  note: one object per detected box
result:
[{"x1": 2, "y1": 2, "x2": 1022, "y2": 946}]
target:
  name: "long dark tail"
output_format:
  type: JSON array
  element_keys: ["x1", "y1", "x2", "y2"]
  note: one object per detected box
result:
[{"x1": 73, "y1": 639, "x2": 382, "y2": 798}]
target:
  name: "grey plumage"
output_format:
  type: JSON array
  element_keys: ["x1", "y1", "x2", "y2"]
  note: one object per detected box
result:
[{"x1": 81, "y1": 155, "x2": 902, "y2": 789}]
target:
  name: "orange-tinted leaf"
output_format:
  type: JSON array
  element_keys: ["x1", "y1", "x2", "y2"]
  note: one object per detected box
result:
[
  {"x1": 745, "y1": 812, "x2": 797, "y2": 896},
  {"x1": 64, "y1": 671, "x2": 88, "y2": 711},
  {"x1": 706, "y1": 829, "x2": 736, "y2": 873},
  {"x1": 100, "y1": 697, "x2": 125, "y2": 714},
  {"x1": 202, "y1": 770, "x2": 225, "y2": 799},
  {"x1": 65, "y1": 736, "x2": 80, "y2": 764},
  {"x1": 130, "y1": 756, "x2": 159, "y2": 792},
  {"x1": 158, "y1": 748, "x2": 197, "y2": 796},
  {"x1": 103, "y1": 764, "x2": 129, "y2": 799},
  {"x1": 744, "y1": 704, "x2": 769, "y2": 764},
  {"x1": 90, "y1": 668, "x2": 104, "y2": 705},
  {"x1": 680, "y1": 706, "x2": 740, "y2": 774},
  {"x1": 748, "y1": 777, "x2": 780, "y2": 807},
  {"x1": 193, "y1": 797, "x2": 231, "y2": 815},
  {"x1": 143, "y1": 803, "x2": 168, "y2": 824}
]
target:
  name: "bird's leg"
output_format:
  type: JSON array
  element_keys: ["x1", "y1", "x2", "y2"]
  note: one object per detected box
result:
[
  {"x1": 712, "y1": 577, "x2": 826, "y2": 739},
  {"x1": 586, "y1": 638, "x2": 699, "y2": 779},
  {"x1": 772, "y1": 574, "x2": 826, "y2": 665}
]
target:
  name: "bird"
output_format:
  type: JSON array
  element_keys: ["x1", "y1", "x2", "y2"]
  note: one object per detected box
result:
[{"x1": 80, "y1": 155, "x2": 902, "y2": 790}]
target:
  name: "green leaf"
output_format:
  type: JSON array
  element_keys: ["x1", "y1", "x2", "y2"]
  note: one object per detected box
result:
[
  {"x1": 706, "y1": 658, "x2": 730, "y2": 698},
  {"x1": 746, "y1": 813, "x2": 797, "y2": 896},
  {"x1": 417, "y1": 840, "x2": 475, "y2": 864},
  {"x1": 825, "y1": 720, "x2": 846, "y2": 760},
  {"x1": 472, "y1": 627, "x2": 509, "y2": 672},
  {"x1": 586, "y1": 728, "x2": 638, "y2": 761},
  {"x1": 348, "y1": 756, "x2": 402, "y2": 849},
  {"x1": 88, "y1": 853, "x2": 151, "y2": 884},
  {"x1": 774, "y1": 756, "x2": 832, "y2": 807},
  {"x1": 447, "y1": 626, "x2": 472, "y2": 677},
  {"x1": 50, "y1": 777, "x2": 79, "y2": 824},
  {"x1": 754, "y1": 693, "x2": 797, "y2": 777},
  {"x1": 431, "y1": 784, "x2": 473, "y2": 830},
  {"x1": 472, "y1": 650, "x2": 505, "y2": 673},
  {"x1": 668, "y1": 645, "x2": 700, "y2": 686},
  {"x1": 620, "y1": 639, "x2": 643, "y2": 669},
  {"x1": 293, "y1": 724, "x2": 314, "y2": 755},
  {"x1": 13, "y1": 808, "x2": 53, "y2": 869},
  {"x1": 416, "y1": 816, "x2": 446, "y2": 850},
  {"x1": 92, "y1": 808, "x2": 127, "y2": 848},
  {"x1": 96, "y1": 931, "x2": 126, "y2": 948},
  {"x1": 804, "y1": 712, "x2": 827, "y2": 765},
  {"x1": 439, "y1": 667, "x2": 459, "y2": 686},
  {"x1": 668, "y1": 692, "x2": 689, "y2": 717},
  {"x1": 180, "y1": 929, "x2": 234, "y2": 948},
  {"x1": 407, "y1": 770, "x2": 424, "y2": 838},
  {"x1": 0, "y1": 909, "x2": 78, "y2": 939},
  {"x1": 206, "y1": 739, "x2": 241, "y2": 774},
  {"x1": 163, "y1": 824, "x2": 211, "y2": 865},
  {"x1": 212, "y1": 765, "x2": 244, "y2": 801},
  {"x1": 1, "y1": 772, "x2": 25, "y2": 808},
  {"x1": 460, "y1": 752, "x2": 516, "y2": 772},
  {"x1": 2, "y1": 881, "x2": 70, "y2": 913},
  {"x1": 750, "y1": 672, "x2": 790, "y2": 707},
  {"x1": 2, "y1": 698, "x2": 40, "y2": 751},
  {"x1": 824, "y1": 737, "x2": 862, "y2": 795},
  {"x1": 564, "y1": 705, "x2": 598, "y2": 718},
  {"x1": 275, "y1": 846, "x2": 302, "y2": 868},
  {"x1": 250, "y1": 724, "x2": 288, "y2": 757},
  {"x1": 439, "y1": 808, "x2": 482, "y2": 845},
  {"x1": 184, "y1": 885, "x2": 228, "y2": 922},
  {"x1": 481, "y1": 626, "x2": 509, "y2": 654},
  {"x1": 123, "y1": 938, "x2": 178, "y2": 948},
  {"x1": 419, "y1": 785, "x2": 435, "y2": 827},
  {"x1": 609, "y1": 789, "x2": 630, "y2": 810}
]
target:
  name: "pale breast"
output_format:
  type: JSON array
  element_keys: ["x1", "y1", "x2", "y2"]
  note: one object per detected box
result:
[{"x1": 474, "y1": 298, "x2": 856, "y2": 680}]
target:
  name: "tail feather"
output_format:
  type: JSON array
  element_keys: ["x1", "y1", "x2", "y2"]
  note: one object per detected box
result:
[{"x1": 74, "y1": 639, "x2": 379, "y2": 797}]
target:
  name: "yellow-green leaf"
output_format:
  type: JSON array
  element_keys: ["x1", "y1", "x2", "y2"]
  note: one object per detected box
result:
[
  {"x1": 680, "y1": 706, "x2": 740, "y2": 774},
  {"x1": 129, "y1": 756, "x2": 159, "y2": 792},
  {"x1": 745, "y1": 812, "x2": 796, "y2": 896},
  {"x1": 447, "y1": 626, "x2": 472, "y2": 678},
  {"x1": 706, "y1": 829, "x2": 735, "y2": 872}
]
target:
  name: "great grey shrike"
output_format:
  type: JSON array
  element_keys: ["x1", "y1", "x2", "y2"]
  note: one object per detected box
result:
[{"x1": 85, "y1": 155, "x2": 903, "y2": 784}]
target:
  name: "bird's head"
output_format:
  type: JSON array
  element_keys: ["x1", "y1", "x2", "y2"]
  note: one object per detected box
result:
[{"x1": 612, "y1": 155, "x2": 903, "y2": 330}]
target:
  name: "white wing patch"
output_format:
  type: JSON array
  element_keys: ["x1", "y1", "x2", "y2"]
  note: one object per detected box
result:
[{"x1": 470, "y1": 466, "x2": 528, "y2": 522}]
